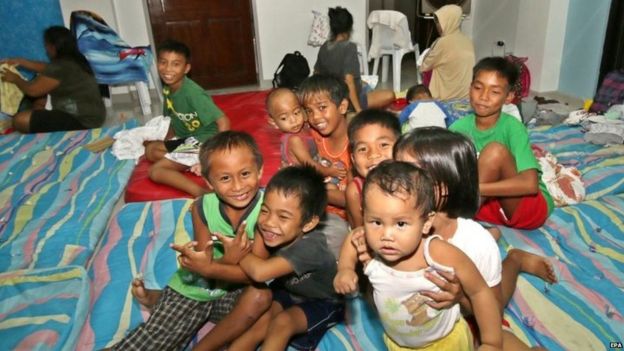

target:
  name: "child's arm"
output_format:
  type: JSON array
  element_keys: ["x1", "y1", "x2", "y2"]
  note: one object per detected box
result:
[
  {"x1": 288, "y1": 135, "x2": 347, "y2": 179},
  {"x1": 238, "y1": 235, "x2": 295, "y2": 282},
  {"x1": 215, "y1": 115, "x2": 230, "y2": 132},
  {"x1": 430, "y1": 241, "x2": 503, "y2": 351},
  {"x1": 1, "y1": 58, "x2": 47, "y2": 73},
  {"x1": 345, "y1": 182, "x2": 363, "y2": 228},
  {"x1": 334, "y1": 227, "x2": 367, "y2": 294},
  {"x1": 327, "y1": 188, "x2": 347, "y2": 208}
]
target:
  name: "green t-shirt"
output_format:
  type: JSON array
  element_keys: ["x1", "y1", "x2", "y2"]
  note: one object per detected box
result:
[
  {"x1": 168, "y1": 190, "x2": 263, "y2": 302},
  {"x1": 450, "y1": 112, "x2": 554, "y2": 214},
  {"x1": 163, "y1": 76, "x2": 224, "y2": 142},
  {"x1": 42, "y1": 59, "x2": 105, "y2": 128}
]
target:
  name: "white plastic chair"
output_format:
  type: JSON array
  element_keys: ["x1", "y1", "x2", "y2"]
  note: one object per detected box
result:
[{"x1": 367, "y1": 10, "x2": 420, "y2": 92}]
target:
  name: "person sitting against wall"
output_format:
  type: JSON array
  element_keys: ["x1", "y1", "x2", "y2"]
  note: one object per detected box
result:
[
  {"x1": 420, "y1": 5, "x2": 475, "y2": 100},
  {"x1": 0, "y1": 26, "x2": 105, "y2": 133}
]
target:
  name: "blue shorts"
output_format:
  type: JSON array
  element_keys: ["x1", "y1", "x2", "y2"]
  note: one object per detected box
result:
[
  {"x1": 272, "y1": 288, "x2": 345, "y2": 351},
  {"x1": 359, "y1": 82, "x2": 373, "y2": 110}
]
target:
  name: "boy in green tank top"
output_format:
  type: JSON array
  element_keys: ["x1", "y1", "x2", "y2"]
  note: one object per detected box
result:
[
  {"x1": 113, "y1": 131, "x2": 271, "y2": 350},
  {"x1": 145, "y1": 39, "x2": 231, "y2": 197}
]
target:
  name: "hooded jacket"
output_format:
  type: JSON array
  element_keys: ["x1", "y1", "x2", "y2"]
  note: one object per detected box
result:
[{"x1": 420, "y1": 5, "x2": 475, "y2": 100}]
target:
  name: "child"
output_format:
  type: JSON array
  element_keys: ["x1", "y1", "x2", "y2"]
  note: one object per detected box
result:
[
  {"x1": 225, "y1": 165, "x2": 343, "y2": 350},
  {"x1": 146, "y1": 39, "x2": 230, "y2": 197},
  {"x1": 298, "y1": 74, "x2": 352, "y2": 256},
  {"x1": 449, "y1": 56, "x2": 554, "y2": 230},
  {"x1": 346, "y1": 109, "x2": 401, "y2": 228},
  {"x1": 343, "y1": 161, "x2": 503, "y2": 350},
  {"x1": 266, "y1": 87, "x2": 345, "y2": 180},
  {"x1": 393, "y1": 127, "x2": 556, "y2": 350},
  {"x1": 406, "y1": 84, "x2": 433, "y2": 103},
  {"x1": 114, "y1": 131, "x2": 270, "y2": 350}
]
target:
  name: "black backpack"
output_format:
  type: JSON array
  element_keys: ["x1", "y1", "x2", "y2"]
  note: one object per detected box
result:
[{"x1": 272, "y1": 51, "x2": 310, "y2": 90}]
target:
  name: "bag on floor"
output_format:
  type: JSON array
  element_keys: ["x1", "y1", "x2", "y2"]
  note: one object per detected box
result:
[{"x1": 272, "y1": 51, "x2": 310, "y2": 90}]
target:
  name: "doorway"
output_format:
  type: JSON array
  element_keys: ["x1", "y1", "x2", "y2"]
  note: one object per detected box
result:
[{"x1": 147, "y1": 0, "x2": 257, "y2": 89}]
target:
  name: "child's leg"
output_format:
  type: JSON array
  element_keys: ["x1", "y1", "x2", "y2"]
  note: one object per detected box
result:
[
  {"x1": 131, "y1": 278, "x2": 161, "y2": 308},
  {"x1": 12, "y1": 110, "x2": 32, "y2": 132},
  {"x1": 503, "y1": 330, "x2": 546, "y2": 351},
  {"x1": 113, "y1": 287, "x2": 212, "y2": 350},
  {"x1": 228, "y1": 301, "x2": 285, "y2": 351},
  {"x1": 501, "y1": 249, "x2": 557, "y2": 306},
  {"x1": 149, "y1": 158, "x2": 207, "y2": 197},
  {"x1": 262, "y1": 306, "x2": 309, "y2": 351},
  {"x1": 367, "y1": 89, "x2": 396, "y2": 109},
  {"x1": 192, "y1": 286, "x2": 272, "y2": 351},
  {"x1": 144, "y1": 141, "x2": 168, "y2": 162},
  {"x1": 478, "y1": 142, "x2": 523, "y2": 218}
]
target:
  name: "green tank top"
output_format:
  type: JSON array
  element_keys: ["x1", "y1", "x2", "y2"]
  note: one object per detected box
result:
[{"x1": 168, "y1": 191, "x2": 263, "y2": 301}]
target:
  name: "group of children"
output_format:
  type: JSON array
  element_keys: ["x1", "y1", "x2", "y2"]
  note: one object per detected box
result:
[{"x1": 114, "y1": 38, "x2": 557, "y2": 351}]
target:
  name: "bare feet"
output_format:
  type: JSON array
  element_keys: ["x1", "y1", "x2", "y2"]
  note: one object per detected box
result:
[
  {"x1": 507, "y1": 249, "x2": 558, "y2": 284},
  {"x1": 131, "y1": 278, "x2": 161, "y2": 308},
  {"x1": 486, "y1": 226, "x2": 502, "y2": 241}
]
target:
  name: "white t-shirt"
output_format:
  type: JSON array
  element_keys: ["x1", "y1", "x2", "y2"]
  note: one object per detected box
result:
[
  {"x1": 364, "y1": 235, "x2": 461, "y2": 348},
  {"x1": 448, "y1": 218, "x2": 502, "y2": 287}
]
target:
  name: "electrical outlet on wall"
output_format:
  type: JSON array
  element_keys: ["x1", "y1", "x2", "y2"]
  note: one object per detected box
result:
[{"x1": 492, "y1": 40, "x2": 506, "y2": 57}]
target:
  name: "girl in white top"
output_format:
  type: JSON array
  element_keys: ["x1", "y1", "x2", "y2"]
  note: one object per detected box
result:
[{"x1": 350, "y1": 161, "x2": 502, "y2": 351}]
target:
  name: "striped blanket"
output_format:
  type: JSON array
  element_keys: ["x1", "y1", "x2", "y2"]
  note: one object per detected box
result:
[{"x1": 0, "y1": 122, "x2": 137, "y2": 271}]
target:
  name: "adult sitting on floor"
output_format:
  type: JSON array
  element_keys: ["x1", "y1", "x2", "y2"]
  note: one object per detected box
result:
[{"x1": 0, "y1": 26, "x2": 105, "y2": 133}]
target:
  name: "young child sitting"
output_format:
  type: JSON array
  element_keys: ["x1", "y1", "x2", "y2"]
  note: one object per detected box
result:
[
  {"x1": 266, "y1": 87, "x2": 346, "y2": 181},
  {"x1": 393, "y1": 127, "x2": 555, "y2": 350},
  {"x1": 346, "y1": 109, "x2": 401, "y2": 228},
  {"x1": 450, "y1": 57, "x2": 554, "y2": 230},
  {"x1": 298, "y1": 74, "x2": 352, "y2": 256},
  {"x1": 341, "y1": 161, "x2": 503, "y2": 350},
  {"x1": 113, "y1": 131, "x2": 268, "y2": 350},
  {"x1": 225, "y1": 165, "x2": 344, "y2": 350},
  {"x1": 145, "y1": 39, "x2": 230, "y2": 197},
  {"x1": 406, "y1": 84, "x2": 433, "y2": 103}
]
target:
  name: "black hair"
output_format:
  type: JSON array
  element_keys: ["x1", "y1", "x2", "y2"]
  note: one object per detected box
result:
[
  {"x1": 393, "y1": 127, "x2": 478, "y2": 218},
  {"x1": 362, "y1": 160, "x2": 436, "y2": 219},
  {"x1": 328, "y1": 7, "x2": 354, "y2": 39},
  {"x1": 347, "y1": 109, "x2": 401, "y2": 151},
  {"x1": 298, "y1": 74, "x2": 349, "y2": 108},
  {"x1": 406, "y1": 84, "x2": 432, "y2": 101},
  {"x1": 157, "y1": 39, "x2": 191, "y2": 61},
  {"x1": 265, "y1": 87, "x2": 296, "y2": 116},
  {"x1": 199, "y1": 131, "x2": 263, "y2": 179},
  {"x1": 472, "y1": 56, "x2": 519, "y2": 91},
  {"x1": 265, "y1": 165, "x2": 327, "y2": 224},
  {"x1": 44, "y1": 26, "x2": 94, "y2": 75}
]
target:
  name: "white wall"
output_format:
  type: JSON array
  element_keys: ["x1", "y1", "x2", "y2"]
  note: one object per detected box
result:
[
  {"x1": 252, "y1": 0, "x2": 367, "y2": 84},
  {"x1": 469, "y1": 0, "x2": 519, "y2": 59}
]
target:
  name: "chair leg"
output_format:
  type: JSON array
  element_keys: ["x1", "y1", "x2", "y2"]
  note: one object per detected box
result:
[
  {"x1": 381, "y1": 56, "x2": 389, "y2": 83},
  {"x1": 414, "y1": 44, "x2": 423, "y2": 84},
  {"x1": 393, "y1": 51, "x2": 403, "y2": 92},
  {"x1": 135, "y1": 81, "x2": 152, "y2": 116},
  {"x1": 373, "y1": 57, "x2": 381, "y2": 77}
]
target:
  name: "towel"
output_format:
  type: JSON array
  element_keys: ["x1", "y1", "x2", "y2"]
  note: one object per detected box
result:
[
  {"x1": 367, "y1": 10, "x2": 412, "y2": 59},
  {"x1": 112, "y1": 115, "x2": 170, "y2": 161},
  {"x1": 0, "y1": 64, "x2": 25, "y2": 115}
]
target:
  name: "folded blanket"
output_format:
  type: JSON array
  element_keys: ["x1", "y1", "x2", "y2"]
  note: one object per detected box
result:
[{"x1": 112, "y1": 115, "x2": 170, "y2": 160}]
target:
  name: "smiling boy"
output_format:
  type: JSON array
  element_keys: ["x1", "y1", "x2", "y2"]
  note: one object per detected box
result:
[
  {"x1": 145, "y1": 39, "x2": 230, "y2": 196},
  {"x1": 450, "y1": 57, "x2": 554, "y2": 230}
]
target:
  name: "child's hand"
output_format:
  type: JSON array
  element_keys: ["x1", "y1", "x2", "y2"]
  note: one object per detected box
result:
[
  {"x1": 351, "y1": 227, "x2": 372, "y2": 266},
  {"x1": 325, "y1": 166, "x2": 347, "y2": 179},
  {"x1": 334, "y1": 269, "x2": 359, "y2": 295},
  {"x1": 189, "y1": 163, "x2": 202, "y2": 176},
  {"x1": 218, "y1": 221, "x2": 252, "y2": 264},
  {"x1": 420, "y1": 269, "x2": 463, "y2": 310},
  {"x1": 0, "y1": 69, "x2": 19, "y2": 84},
  {"x1": 171, "y1": 240, "x2": 214, "y2": 275}
]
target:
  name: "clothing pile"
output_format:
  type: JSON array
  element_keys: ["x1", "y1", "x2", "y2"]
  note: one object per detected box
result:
[
  {"x1": 112, "y1": 115, "x2": 170, "y2": 161},
  {"x1": 564, "y1": 107, "x2": 624, "y2": 145}
]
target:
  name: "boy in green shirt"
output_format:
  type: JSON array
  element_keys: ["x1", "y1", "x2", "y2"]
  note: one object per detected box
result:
[
  {"x1": 450, "y1": 57, "x2": 554, "y2": 230},
  {"x1": 145, "y1": 39, "x2": 230, "y2": 197},
  {"x1": 114, "y1": 131, "x2": 270, "y2": 350}
]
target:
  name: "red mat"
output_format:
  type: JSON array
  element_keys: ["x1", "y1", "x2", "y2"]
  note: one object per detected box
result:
[{"x1": 124, "y1": 90, "x2": 281, "y2": 202}]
